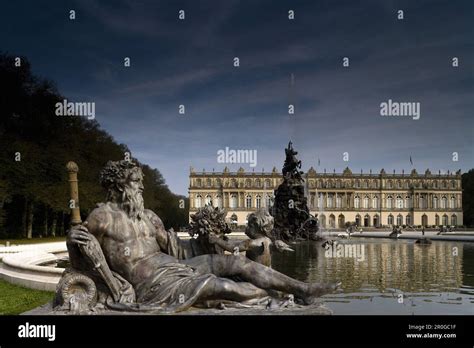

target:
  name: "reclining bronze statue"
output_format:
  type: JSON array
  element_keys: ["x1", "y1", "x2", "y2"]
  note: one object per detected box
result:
[{"x1": 54, "y1": 160, "x2": 338, "y2": 314}]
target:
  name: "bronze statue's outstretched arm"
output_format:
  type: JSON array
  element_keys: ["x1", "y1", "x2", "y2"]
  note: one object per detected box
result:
[{"x1": 208, "y1": 234, "x2": 259, "y2": 253}]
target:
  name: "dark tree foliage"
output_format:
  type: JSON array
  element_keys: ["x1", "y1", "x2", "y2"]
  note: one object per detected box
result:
[
  {"x1": 0, "y1": 53, "x2": 188, "y2": 238},
  {"x1": 462, "y1": 169, "x2": 474, "y2": 227}
]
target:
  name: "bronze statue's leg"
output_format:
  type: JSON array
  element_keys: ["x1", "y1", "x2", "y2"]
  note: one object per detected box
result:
[
  {"x1": 182, "y1": 254, "x2": 336, "y2": 301},
  {"x1": 199, "y1": 278, "x2": 268, "y2": 302}
]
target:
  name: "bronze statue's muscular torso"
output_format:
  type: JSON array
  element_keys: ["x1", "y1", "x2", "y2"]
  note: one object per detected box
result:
[{"x1": 86, "y1": 202, "x2": 175, "y2": 286}]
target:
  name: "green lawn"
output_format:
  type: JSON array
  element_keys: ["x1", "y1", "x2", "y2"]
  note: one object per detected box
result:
[
  {"x1": 0, "y1": 279, "x2": 54, "y2": 314},
  {"x1": 0, "y1": 236, "x2": 66, "y2": 245}
]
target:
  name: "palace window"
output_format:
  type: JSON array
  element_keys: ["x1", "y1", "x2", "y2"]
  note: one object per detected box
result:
[
  {"x1": 433, "y1": 181, "x2": 438, "y2": 189},
  {"x1": 230, "y1": 194, "x2": 238, "y2": 208},
  {"x1": 265, "y1": 194, "x2": 273, "y2": 208},
  {"x1": 256, "y1": 195, "x2": 262, "y2": 209},
  {"x1": 406, "y1": 215, "x2": 411, "y2": 225},
  {"x1": 195, "y1": 194, "x2": 202, "y2": 208},
  {"x1": 388, "y1": 214, "x2": 394, "y2": 225},
  {"x1": 387, "y1": 180, "x2": 392, "y2": 189},
  {"x1": 327, "y1": 195, "x2": 334, "y2": 208},
  {"x1": 397, "y1": 214, "x2": 403, "y2": 226},
  {"x1": 422, "y1": 214, "x2": 428, "y2": 226},
  {"x1": 441, "y1": 196, "x2": 447, "y2": 209},
  {"x1": 419, "y1": 196, "x2": 426, "y2": 209},
  {"x1": 264, "y1": 179, "x2": 271, "y2": 189},
  {"x1": 215, "y1": 195, "x2": 222, "y2": 208},
  {"x1": 372, "y1": 196, "x2": 379, "y2": 209},
  {"x1": 451, "y1": 181, "x2": 456, "y2": 189},
  {"x1": 362, "y1": 180, "x2": 368, "y2": 189},
  {"x1": 255, "y1": 179, "x2": 261, "y2": 188},
  {"x1": 355, "y1": 180, "x2": 360, "y2": 188},
  {"x1": 336, "y1": 195, "x2": 342, "y2": 208},
  {"x1": 196, "y1": 179, "x2": 202, "y2": 187},
  {"x1": 396, "y1": 196, "x2": 403, "y2": 209},
  {"x1": 336, "y1": 180, "x2": 341, "y2": 188},
  {"x1": 338, "y1": 214, "x2": 345, "y2": 228},
  {"x1": 373, "y1": 215, "x2": 379, "y2": 227},
  {"x1": 386, "y1": 195, "x2": 393, "y2": 209},
  {"x1": 450, "y1": 196, "x2": 456, "y2": 209},
  {"x1": 364, "y1": 214, "x2": 370, "y2": 227},
  {"x1": 245, "y1": 179, "x2": 251, "y2": 188},
  {"x1": 206, "y1": 178, "x2": 212, "y2": 187},
  {"x1": 397, "y1": 180, "x2": 402, "y2": 189},
  {"x1": 404, "y1": 181, "x2": 409, "y2": 189},
  {"x1": 451, "y1": 215, "x2": 457, "y2": 226},
  {"x1": 230, "y1": 179, "x2": 237, "y2": 188},
  {"x1": 354, "y1": 195, "x2": 360, "y2": 209},
  {"x1": 433, "y1": 196, "x2": 438, "y2": 209},
  {"x1": 205, "y1": 195, "x2": 212, "y2": 206},
  {"x1": 404, "y1": 196, "x2": 411, "y2": 209},
  {"x1": 435, "y1": 215, "x2": 439, "y2": 225},
  {"x1": 363, "y1": 196, "x2": 369, "y2": 209},
  {"x1": 246, "y1": 194, "x2": 252, "y2": 208},
  {"x1": 442, "y1": 214, "x2": 448, "y2": 226}
]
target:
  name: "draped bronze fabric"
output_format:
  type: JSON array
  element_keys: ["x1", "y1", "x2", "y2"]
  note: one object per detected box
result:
[{"x1": 134, "y1": 262, "x2": 215, "y2": 312}]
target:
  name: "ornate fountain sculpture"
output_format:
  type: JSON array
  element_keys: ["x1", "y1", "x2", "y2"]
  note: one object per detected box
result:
[
  {"x1": 53, "y1": 160, "x2": 338, "y2": 314},
  {"x1": 271, "y1": 142, "x2": 320, "y2": 242}
]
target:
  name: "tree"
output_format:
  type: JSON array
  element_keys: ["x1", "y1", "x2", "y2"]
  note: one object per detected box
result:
[
  {"x1": 462, "y1": 169, "x2": 474, "y2": 227},
  {"x1": 0, "y1": 53, "x2": 189, "y2": 238}
]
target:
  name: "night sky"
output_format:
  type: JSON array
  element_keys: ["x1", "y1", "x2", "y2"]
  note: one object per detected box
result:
[{"x1": 1, "y1": 0, "x2": 473, "y2": 195}]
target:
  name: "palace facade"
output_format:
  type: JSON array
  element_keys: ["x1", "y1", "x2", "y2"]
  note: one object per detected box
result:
[{"x1": 188, "y1": 167, "x2": 463, "y2": 228}]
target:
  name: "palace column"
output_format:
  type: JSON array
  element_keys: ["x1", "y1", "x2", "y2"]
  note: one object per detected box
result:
[{"x1": 66, "y1": 162, "x2": 82, "y2": 225}]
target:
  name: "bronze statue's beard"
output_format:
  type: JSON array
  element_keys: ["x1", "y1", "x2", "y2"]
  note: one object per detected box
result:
[{"x1": 119, "y1": 188, "x2": 145, "y2": 220}]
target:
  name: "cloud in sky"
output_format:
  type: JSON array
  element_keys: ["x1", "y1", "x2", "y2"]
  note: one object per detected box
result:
[{"x1": 0, "y1": 0, "x2": 472, "y2": 194}]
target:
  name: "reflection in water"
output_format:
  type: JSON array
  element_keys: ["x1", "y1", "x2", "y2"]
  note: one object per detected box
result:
[{"x1": 272, "y1": 239, "x2": 474, "y2": 314}]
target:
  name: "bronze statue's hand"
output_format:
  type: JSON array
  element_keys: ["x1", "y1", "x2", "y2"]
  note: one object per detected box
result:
[
  {"x1": 67, "y1": 224, "x2": 91, "y2": 246},
  {"x1": 118, "y1": 289, "x2": 135, "y2": 304}
]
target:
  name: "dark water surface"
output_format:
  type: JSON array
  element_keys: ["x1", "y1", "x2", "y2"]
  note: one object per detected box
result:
[{"x1": 272, "y1": 238, "x2": 474, "y2": 314}]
